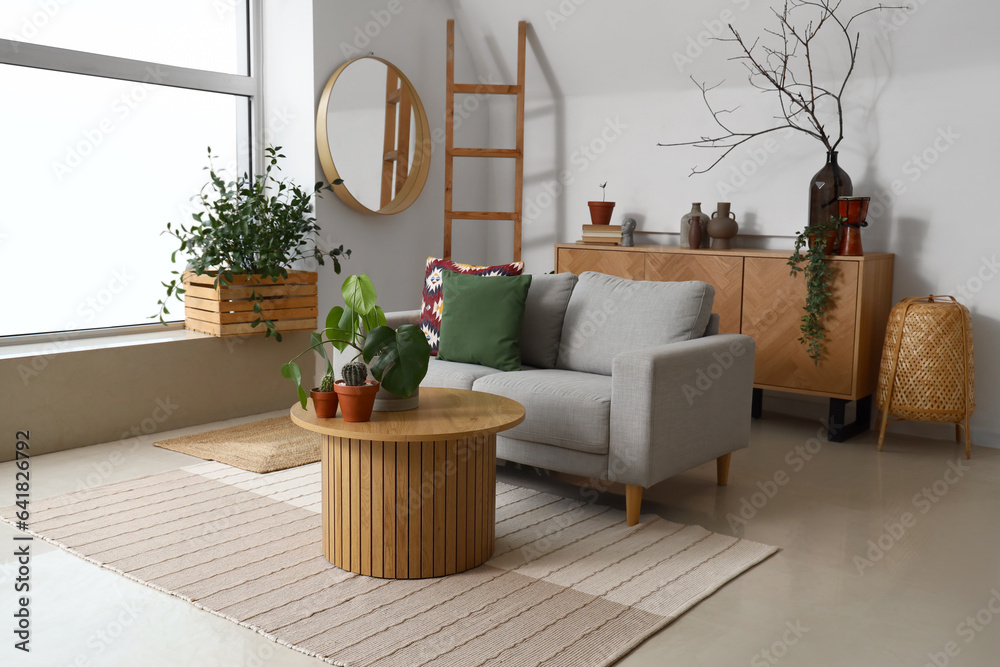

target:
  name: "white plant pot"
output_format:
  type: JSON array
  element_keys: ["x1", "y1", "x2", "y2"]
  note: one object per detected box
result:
[{"x1": 372, "y1": 385, "x2": 419, "y2": 412}]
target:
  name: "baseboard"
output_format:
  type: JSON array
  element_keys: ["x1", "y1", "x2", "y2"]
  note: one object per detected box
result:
[{"x1": 760, "y1": 390, "x2": 1000, "y2": 450}]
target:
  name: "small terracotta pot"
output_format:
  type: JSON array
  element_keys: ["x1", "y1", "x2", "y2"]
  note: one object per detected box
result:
[
  {"x1": 309, "y1": 389, "x2": 339, "y2": 419},
  {"x1": 587, "y1": 201, "x2": 615, "y2": 225},
  {"x1": 334, "y1": 380, "x2": 380, "y2": 422}
]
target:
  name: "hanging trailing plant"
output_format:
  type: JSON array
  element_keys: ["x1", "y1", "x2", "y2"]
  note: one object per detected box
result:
[{"x1": 787, "y1": 218, "x2": 840, "y2": 364}]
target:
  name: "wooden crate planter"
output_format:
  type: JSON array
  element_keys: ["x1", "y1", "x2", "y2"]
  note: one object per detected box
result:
[{"x1": 183, "y1": 271, "x2": 318, "y2": 337}]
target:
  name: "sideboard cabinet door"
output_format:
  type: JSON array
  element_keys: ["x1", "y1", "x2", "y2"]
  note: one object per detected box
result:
[
  {"x1": 555, "y1": 247, "x2": 644, "y2": 280},
  {"x1": 645, "y1": 254, "x2": 744, "y2": 334},
  {"x1": 742, "y1": 257, "x2": 859, "y2": 396}
]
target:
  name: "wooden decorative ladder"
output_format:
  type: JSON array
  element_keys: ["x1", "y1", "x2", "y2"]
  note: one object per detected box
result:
[
  {"x1": 444, "y1": 19, "x2": 527, "y2": 262},
  {"x1": 381, "y1": 67, "x2": 411, "y2": 209}
]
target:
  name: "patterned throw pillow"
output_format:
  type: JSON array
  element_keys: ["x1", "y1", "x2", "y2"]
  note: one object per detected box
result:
[{"x1": 420, "y1": 257, "x2": 525, "y2": 354}]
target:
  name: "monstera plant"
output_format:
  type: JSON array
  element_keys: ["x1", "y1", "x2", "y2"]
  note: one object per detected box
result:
[{"x1": 282, "y1": 274, "x2": 430, "y2": 409}]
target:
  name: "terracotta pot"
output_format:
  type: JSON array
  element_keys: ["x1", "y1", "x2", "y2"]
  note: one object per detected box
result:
[
  {"x1": 587, "y1": 201, "x2": 615, "y2": 225},
  {"x1": 309, "y1": 389, "x2": 339, "y2": 419},
  {"x1": 334, "y1": 380, "x2": 380, "y2": 422}
]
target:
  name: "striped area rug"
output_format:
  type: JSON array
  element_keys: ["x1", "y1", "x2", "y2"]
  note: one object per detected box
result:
[{"x1": 2, "y1": 462, "x2": 777, "y2": 666}]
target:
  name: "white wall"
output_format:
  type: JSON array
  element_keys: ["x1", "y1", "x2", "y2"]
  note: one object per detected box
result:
[
  {"x1": 311, "y1": 0, "x2": 493, "y2": 319},
  {"x1": 451, "y1": 0, "x2": 1000, "y2": 445}
]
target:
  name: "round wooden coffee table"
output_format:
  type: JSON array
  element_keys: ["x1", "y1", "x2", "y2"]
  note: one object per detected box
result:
[{"x1": 290, "y1": 387, "x2": 524, "y2": 579}]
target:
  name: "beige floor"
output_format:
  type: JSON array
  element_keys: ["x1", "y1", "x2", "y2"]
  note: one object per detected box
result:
[{"x1": 1, "y1": 409, "x2": 997, "y2": 666}]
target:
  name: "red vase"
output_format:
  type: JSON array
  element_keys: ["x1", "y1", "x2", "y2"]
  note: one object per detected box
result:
[{"x1": 837, "y1": 196, "x2": 870, "y2": 256}]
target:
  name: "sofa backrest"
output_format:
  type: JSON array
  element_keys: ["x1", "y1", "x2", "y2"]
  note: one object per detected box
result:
[
  {"x1": 521, "y1": 272, "x2": 578, "y2": 368},
  {"x1": 556, "y1": 271, "x2": 715, "y2": 376}
]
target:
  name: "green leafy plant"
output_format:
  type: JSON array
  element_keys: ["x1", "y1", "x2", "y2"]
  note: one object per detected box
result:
[
  {"x1": 598, "y1": 182, "x2": 608, "y2": 201},
  {"x1": 155, "y1": 145, "x2": 350, "y2": 341},
  {"x1": 282, "y1": 274, "x2": 431, "y2": 408},
  {"x1": 788, "y1": 218, "x2": 841, "y2": 364}
]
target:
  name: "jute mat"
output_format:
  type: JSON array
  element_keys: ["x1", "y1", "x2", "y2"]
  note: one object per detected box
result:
[
  {"x1": 2, "y1": 462, "x2": 777, "y2": 666},
  {"x1": 153, "y1": 416, "x2": 319, "y2": 473}
]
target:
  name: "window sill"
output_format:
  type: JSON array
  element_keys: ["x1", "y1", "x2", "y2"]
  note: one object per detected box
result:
[{"x1": 0, "y1": 327, "x2": 213, "y2": 361}]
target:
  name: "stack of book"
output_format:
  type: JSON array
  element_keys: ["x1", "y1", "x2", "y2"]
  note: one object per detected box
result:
[{"x1": 580, "y1": 224, "x2": 622, "y2": 245}]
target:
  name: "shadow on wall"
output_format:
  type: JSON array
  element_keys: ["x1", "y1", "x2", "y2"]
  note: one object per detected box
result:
[
  {"x1": 462, "y1": 18, "x2": 567, "y2": 265},
  {"x1": 523, "y1": 26, "x2": 566, "y2": 258},
  {"x1": 850, "y1": 31, "x2": 935, "y2": 300}
]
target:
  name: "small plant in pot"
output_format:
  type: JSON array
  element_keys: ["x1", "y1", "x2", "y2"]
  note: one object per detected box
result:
[
  {"x1": 282, "y1": 274, "x2": 431, "y2": 422},
  {"x1": 309, "y1": 372, "x2": 339, "y2": 419},
  {"x1": 335, "y1": 360, "x2": 379, "y2": 422},
  {"x1": 587, "y1": 182, "x2": 615, "y2": 225},
  {"x1": 154, "y1": 145, "x2": 350, "y2": 341}
]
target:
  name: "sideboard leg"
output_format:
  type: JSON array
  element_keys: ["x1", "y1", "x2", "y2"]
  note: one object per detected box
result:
[
  {"x1": 828, "y1": 395, "x2": 873, "y2": 442},
  {"x1": 751, "y1": 388, "x2": 763, "y2": 420}
]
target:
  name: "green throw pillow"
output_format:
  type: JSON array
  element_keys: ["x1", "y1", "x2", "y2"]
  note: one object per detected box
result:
[{"x1": 437, "y1": 271, "x2": 533, "y2": 372}]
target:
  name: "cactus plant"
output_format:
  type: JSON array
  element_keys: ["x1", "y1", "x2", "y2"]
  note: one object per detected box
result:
[
  {"x1": 341, "y1": 361, "x2": 368, "y2": 387},
  {"x1": 319, "y1": 371, "x2": 336, "y2": 393}
]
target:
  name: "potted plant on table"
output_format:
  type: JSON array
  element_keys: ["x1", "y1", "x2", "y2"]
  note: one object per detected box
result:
[
  {"x1": 587, "y1": 182, "x2": 615, "y2": 225},
  {"x1": 310, "y1": 371, "x2": 340, "y2": 419},
  {"x1": 282, "y1": 274, "x2": 431, "y2": 422},
  {"x1": 154, "y1": 146, "x2": 350, "y2": 341}
]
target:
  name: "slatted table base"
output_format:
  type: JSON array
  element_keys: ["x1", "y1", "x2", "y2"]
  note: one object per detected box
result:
[{"x1": 320, "y1": 433, "x2": 496, "y2": 579}]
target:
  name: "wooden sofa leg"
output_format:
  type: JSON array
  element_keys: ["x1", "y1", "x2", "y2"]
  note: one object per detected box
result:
[
  {"x1": 717, "y1": 453, "x2": 732, "y2": 486},
  {"x1": 625, "y1": 485, "x2": 642, "y2": 526}
]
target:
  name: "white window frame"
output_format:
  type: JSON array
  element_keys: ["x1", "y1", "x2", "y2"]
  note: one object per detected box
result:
[{"x1": 0, "y1": 0, "x2": 264, "y2": 345}]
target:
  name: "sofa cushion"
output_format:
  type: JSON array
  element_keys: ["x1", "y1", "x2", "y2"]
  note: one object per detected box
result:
[
  {"x1": 419, "y1": 256, "x2": 524, "y2": 355},
  {"x1": 473, "y1": 369, "x2": 611, "y2": 455},
  {"x1": 438, "y1": 272, "x2": 532, "y2": 372},
  {"x1": 421, "y1": 358, "x2": 506, "y2": 391},
  {"x1": 556, "y1": 272, "x2": 715, "y2": 376},
  {"x1": 521, "y1": 272, "x2": 578, "y2": 369}
]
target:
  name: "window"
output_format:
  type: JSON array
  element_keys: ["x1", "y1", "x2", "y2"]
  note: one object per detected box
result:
[{"x1": 0, "y1": 1, "x2": 261, "y2": 338}]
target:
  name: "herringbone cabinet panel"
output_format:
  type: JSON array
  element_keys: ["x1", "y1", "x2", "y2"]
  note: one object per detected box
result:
[
  {"x1": 556, "y1": 247, "x2": 645, "y2": 280},
  {"x1": 742, "y1": 258, "x2": 858, "y2": 395},
  {"x1": 645, "y1": 254, "x2": 744, "y2": 333}
]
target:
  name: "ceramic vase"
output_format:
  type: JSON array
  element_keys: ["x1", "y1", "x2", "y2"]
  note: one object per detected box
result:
[
  {"x1": 707, "y1": 202, "x2": 739, "y2": 249},
  {"x1": 680, "y1": 203, "x2": 709, "y2": 248}
]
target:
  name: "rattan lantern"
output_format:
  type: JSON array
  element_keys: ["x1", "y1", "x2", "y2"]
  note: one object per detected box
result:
[{"x1": 876, "y1": 296, "x2": 975, "y2": 458}]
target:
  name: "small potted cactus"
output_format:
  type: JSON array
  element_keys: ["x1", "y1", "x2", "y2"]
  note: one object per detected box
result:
[
  {"x1": 334, "y1": 360, "x2": 380, "y2": 422},
  {"x1": 309, "y1": 371, "x2": 339, "y2": 419},
  {"x1": 282, "y1": 273, "x2": 430, "y2": 419}
]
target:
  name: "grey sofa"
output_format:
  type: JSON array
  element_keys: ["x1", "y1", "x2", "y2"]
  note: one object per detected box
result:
[{"x1": 389, "y1": 270, "x2": 756, "y2": 524}]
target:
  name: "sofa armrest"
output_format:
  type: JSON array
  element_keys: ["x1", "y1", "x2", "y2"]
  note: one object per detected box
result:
[
  {"x1": 609, "y1": 334, "x2": 755, "y2": 487},
  {"x1": 383, "y1": 309, "x2": 421, "y2": 329}
]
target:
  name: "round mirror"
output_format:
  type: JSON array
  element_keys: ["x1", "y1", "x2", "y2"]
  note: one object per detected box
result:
[{"x1": 317, "y1": 57, "x2": 430, "y2": 215}]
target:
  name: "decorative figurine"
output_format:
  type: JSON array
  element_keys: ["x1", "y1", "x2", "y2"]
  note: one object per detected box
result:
[{"x1": 621, "y1": 217, "x2": 636, "y2": 247}]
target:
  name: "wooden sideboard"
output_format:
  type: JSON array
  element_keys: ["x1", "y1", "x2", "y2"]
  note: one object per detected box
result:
[{"x1": 555, "y1": 244, "x2": 895, "y2": 440}]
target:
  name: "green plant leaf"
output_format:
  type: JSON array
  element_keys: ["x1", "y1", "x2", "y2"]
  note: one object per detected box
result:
[
  {"x1": 363, "y1": 324, "x2": 430, "y2": 398},
  {"x1": 311, "y1": 331, "x2": 333, "y2": 374},
  {"x1": 342, "y1": 274, "x2": 377, "y2": 317},
  {"x1": 280, "y1": 362, "x2": 308, "y2": 409}
]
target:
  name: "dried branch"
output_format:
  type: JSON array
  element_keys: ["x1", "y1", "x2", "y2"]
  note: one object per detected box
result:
[{"x1": 659, "y1": 0, "x2": 904, "y2": 175}]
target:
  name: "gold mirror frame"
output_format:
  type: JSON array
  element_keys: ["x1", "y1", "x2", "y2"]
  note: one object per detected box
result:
[{"x1": 316, "y1": 57, "x2": 431, "y2": 215}]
